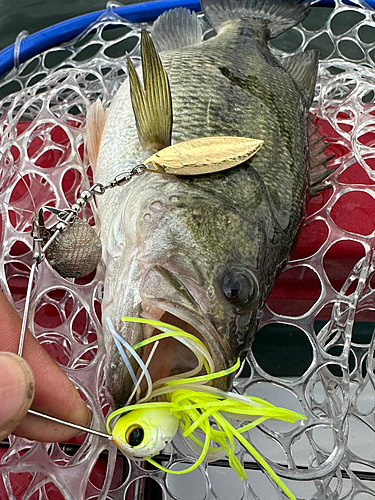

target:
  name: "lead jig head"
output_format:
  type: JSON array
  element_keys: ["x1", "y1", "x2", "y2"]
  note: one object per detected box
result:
[{"x1": 111, "y1": 407, "x2": 179, "y2": 458}]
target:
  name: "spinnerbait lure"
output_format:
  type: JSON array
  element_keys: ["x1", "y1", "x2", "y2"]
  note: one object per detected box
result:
[
  {"x1": 15, "y1": 136, "x2": 305, "y2": 500},
  {"x1": 106, "y1": 317, "x2": 306, "y2": 500}
]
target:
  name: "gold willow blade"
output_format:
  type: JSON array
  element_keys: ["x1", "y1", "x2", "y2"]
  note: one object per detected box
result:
[{"x1": 142, "y1": 136, "x2": 264, "y2": 175}]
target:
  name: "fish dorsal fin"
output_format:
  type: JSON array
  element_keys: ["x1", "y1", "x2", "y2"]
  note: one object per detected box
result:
[
  {"x1": 280, "y1": 51, "x2": 319, "y2": 107},
  {"x1": 200, "y1": 0, "x2": 310, "y2": 39},
  {"x1": 151, "y1": 7, "x2": 202, "y2": 53},
  {"x1": 127, "y1": 29, "x2": 172, "y2": 151},
  {"x1": 85, "y1": 98, "x2": 107, "y2": 168}
]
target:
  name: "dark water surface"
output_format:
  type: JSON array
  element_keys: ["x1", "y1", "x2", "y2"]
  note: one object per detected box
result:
[{"x1": 0, "y1": 0, "x2": 141, "y2": 51}]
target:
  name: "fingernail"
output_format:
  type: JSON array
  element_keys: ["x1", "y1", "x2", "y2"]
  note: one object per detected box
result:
[{"x1": 0, "y1": 353, "x2": 35, "y2": 437}]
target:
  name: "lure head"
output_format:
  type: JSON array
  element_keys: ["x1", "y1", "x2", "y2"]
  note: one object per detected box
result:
[{"x1": 112, "y1": 407, "x2": 179, "y2": 458}]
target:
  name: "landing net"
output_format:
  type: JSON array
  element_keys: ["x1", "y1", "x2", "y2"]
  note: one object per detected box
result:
[{"x1": 1, "y1": 1, "x2": 375, "y2": 499}]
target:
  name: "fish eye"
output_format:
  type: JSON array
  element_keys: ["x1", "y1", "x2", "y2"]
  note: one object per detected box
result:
[
  {"x1": 126, "y1": 425, "x2": 145, "y2": 447},
  {"x1": 221, "y1": 268, "x2": 258, "y2": 308}
]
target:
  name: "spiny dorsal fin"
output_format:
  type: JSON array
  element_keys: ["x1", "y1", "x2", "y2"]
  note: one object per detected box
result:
[
  {"x1": 308, "y1": 114, "x2": 337, "y2": 196},
  {"x1": 200, "y1": 0, "x2": 310, "y2": 39},
  {"x1": 127, "y1": 29, "x2": 172, "y2": 151},
  {"x1": 85, "y1": 98, "x2": 107, "y2": 168},
  {"x1": 280, "y1": 51, "x2": 319, "y2": 107},
  {"x1": 151, "y1": 7, "x2": 202, "y2": 53}
]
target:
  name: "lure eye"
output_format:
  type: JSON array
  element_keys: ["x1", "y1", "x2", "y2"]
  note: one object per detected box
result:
[
  {"x1": 126, "y1": 426, "x2": 145, "y2": 447},
  {"x1": 221, "y1": 268, "x2": 258, "y2": 308}
]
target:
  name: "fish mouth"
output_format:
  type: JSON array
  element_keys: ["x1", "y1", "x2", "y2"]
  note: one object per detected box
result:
[
  {"x1": 138, "y1": 302, "x2": 230, "y2": 389},
  {"x1": 108, "y1": 264, "x2": 234, "y2": 408}
]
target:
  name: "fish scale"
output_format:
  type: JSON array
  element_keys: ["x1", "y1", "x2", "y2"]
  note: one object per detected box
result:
[
  {"x1": 161, "y1": 37, "x2": 305, "y2": 223},
  {"x1": 93, "y1": 0, "x2": 326, "y2": 407},
  {"x1": 159, "y1": 45, "x2": 304, "y2": 260}
]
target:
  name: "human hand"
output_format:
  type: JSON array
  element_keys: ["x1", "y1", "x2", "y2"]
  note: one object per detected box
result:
[
  {"x1": 0, "y1": 353, "x2": 34, "y2": 441},
  {"x1": 0, "y1": 289, "x2": 91, "y2": 442}
]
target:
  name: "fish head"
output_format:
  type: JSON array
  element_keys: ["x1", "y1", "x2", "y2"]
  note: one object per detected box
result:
[{"x1": 103, "y1": 171, "x2": 271, "y2": 408}]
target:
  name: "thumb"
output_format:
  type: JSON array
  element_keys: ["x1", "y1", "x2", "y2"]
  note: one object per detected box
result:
[{"x1": 0, "y1": 353, "x2": 35, "y2": 441}]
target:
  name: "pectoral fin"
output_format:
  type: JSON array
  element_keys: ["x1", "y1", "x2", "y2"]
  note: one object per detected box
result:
[
  {"x1": 85, "y1": 98, "x2": 107, "y2": 168},
  {"x1": 127, "y1": 29, "x2": 172, "y2": 151}
]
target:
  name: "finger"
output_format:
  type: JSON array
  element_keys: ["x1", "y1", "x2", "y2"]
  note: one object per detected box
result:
[
  {"x1": 0, "y1": 290, "x2": 91, "y2": 441},
  {"x1": 0, "y1": 353, "x2": 35, "y2": 441}
]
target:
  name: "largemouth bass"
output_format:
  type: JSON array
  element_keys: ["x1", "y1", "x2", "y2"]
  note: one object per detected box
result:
[{"x1": 92, "y1": 0, "x2": 332, "y2": 407}]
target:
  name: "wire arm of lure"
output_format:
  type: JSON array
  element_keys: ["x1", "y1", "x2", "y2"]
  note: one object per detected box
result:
[
  {"x1": 16, "y1": 165, "x2": 145, "y2": 388},
  {"x1": 18, "y1": 257, "x2": 38, "y2": 357},
  {"x1": 27, "y1": 409, "x2": 113, "y2": 440},
  {"x1": 18, "y1": 215, "x2": 45, "y2": 356}
]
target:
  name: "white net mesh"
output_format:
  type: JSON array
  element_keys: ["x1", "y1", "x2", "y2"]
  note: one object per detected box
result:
[{"x1": 1, "y1": 1, "x2": 375, "y2": 498}]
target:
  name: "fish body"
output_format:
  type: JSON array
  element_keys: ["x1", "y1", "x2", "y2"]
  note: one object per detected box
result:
[{"x1": 94, "y1": 0, "x2": 319, "y2": 407}]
